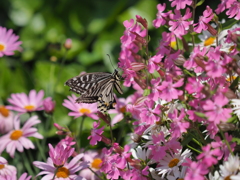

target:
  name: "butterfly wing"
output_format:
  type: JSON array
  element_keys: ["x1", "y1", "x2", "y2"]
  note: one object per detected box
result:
[
  {"x1": 65, "y1": 72, "x2": 111, "y2": 95},
  {"x1": 65, "y1": 70, "x2": 123, "y2": 112}
]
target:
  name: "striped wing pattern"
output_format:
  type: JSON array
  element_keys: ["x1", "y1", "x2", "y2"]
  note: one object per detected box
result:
[{"x1": 65, "y1": 69, "x2": 123, "y2": 112}]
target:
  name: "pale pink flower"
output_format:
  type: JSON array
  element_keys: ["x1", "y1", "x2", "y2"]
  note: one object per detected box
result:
[
  {"x1": 0, "y1": 156, "x2": 16, "y2": 176},
  {"x1": 0, "y1": 106, "x2": 15, "y2": 134},
  {"x1": 2, "y1": 173, "x2": 31, "y2": 180},
  {"x1": 0, "y1": 115, "x2": 43, "y2": 157},
  {"x1": 63, "y1": 94, "x2": 99, "y2": 120},
  {"x1": 33, "y1": 153, "x2": 88, "y2": 180},
  {"x1": 79, "y1": 150, "x2": 103, "y2": 180},
  {"x1": 7, "y1": 90, "x2": 44, "y2": 113},
  {"x1": 0, "y1": 26, "x2": 22, "y2": 57}
]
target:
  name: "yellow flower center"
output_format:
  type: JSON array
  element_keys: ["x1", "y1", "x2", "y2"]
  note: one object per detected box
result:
[
  {"x1": 79, "y1": 108, "x2": 91, "y2": 114},
  {"x1": 178, "y1": 179, "x2": 183, "y2": 180},
  {"x1": 204, "y1": 37, "x2": 215, "y2": 46},
  {"x1": 229, "y1": 45, "x2": 235, "y2": 52},
  {"x1": 0, "y1": 106, "x2": 9, "y2": 117},
  {"x1": 24, "y1": 105, "x2": 35, "y2": 111},
  {"x1": 0, "y1": 164, "x2": 5, "y2": 169},
  {"x1": 119, "y1": 106, "x2": 126, "y2": 113},
  {"x1": 168, "y1": 158, "x2": 180, "y2": 168},
  {"x1": 91, "y1": 158, "x2": 102, "y2": 169},
  {"x1": 0, "y1": 44, "x2": 5, "y2": 51},
  {"x1": 170, "y1": 41, "x2": 177, "y2": 49},
  {"x1": 10, "y1": 130, "x2": 23, "y2": 140},
  {"x1": 56, "y1": 167, "x2": 70, "y2": 178},
  {"x1": 224, "y1": 175, "x2": 231, "y2": 180}
]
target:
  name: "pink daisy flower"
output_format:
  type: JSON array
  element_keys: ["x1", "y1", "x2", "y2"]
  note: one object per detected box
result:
[
  {"x1": 0, "y1": 106, "x2": 15, "y2": 134},
  {"x1": 2, "y1": 172, "x2": 31, "y2": 180},
  {"x1": 0, "y1": 26, "x2": 22, "y2": 57},
  {"x1": 63, "y1": 94, "x2": 99, "y2": 120},
  {"x1": 0, "y1": 115, "x2": 43, "y2": 157},
  {"x1": 7, "y1": 90, "x2": 44, "y2": 113},
  {"x1": 0, "y1": 156, "x2": 17, "y2": 176},
  {"x1": 33, "y1": 153, "x2": 88, "y2": 180}
]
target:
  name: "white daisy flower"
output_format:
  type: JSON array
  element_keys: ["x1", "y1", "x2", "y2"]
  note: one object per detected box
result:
[
  {"x1": 231, "y1": 99, "x2": 240, "y2": 119},
  {"x1": 131, "y1": 146, "x2": 151, "y2": 162},
  {"x1": 155, "y1": 149, "x2": 192, "y2": 178},
  {"x1": 166, "y1": 166, "x2": 187, "y2": 180},
  {"x1": 219, "y1": 154, "x2": 240, "y2": 178}
]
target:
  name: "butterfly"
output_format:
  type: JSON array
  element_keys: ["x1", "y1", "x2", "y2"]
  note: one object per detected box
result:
[{"x1": 65, "y1": 69, "x2": 123, "y2": 112}]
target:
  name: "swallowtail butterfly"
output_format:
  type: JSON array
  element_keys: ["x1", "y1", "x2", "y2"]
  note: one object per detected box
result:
[{"x1": 65, "y1": 69, "x2": 123, "y2": 112}]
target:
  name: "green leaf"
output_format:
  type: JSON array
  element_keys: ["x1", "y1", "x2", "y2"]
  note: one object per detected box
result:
[
  {"x1": 194, "y1": 112, "x2": 206, "y2": 118},
  {"x1": 222, "y1": 19, "x2": 240, "y2": 30},
  {"x1": 196, "y1": 0, "x2": 205, "y2": 7}
]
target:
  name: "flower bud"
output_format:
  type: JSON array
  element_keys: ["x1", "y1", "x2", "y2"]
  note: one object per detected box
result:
[
  {"x1": 64, "y1": 38, "x2": 72, "y2": 50},
  {"x1": 43, "y1": 97, "x2": 55, "y2": 114}
]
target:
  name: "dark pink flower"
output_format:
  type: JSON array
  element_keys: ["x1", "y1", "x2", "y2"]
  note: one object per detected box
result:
[
  {"x1": 215, "y1": 0, "x2": 236, "y2": 14},
  {"x1": 169, "y1": 0, "x2": 192, "y2": 10},
  {"x1": 194, "y1": 6, "x2": 214, "y2": 33},
  {"x1": 183, "y1": 158, "x2": 209, "y2": 180},
  {"x1": 203, "y1": 93, "x2": 232, "y2": 124},
  {"x1": 197, "y1": 144, "x2": 221, "y2": 167},
  {"x1": 88, "y1": 121, "x2": 104, "y2": 146},
  {"x1": 48, "y1": 139, "x2": 75, "y2": 167},
  {"x1": 169, "y1": 8, "x2": 193, "y2": 39},
  {"x1": 0, "y1": 27, "x2": 22, "y2": 57},
  {"x1": 158, "y1": 76, "x2": 184, "y2": 101},
  {"x1": 43, "y1": 97, "x2": 55, "y2": 114},
  {"x1": 168, "y1": 109, "x2": 189, "y2": 138},
  {"x1": 226, "y1": 1, "x2": 240, "y2": 20},
  {"x1": 153, "y1": 4, "x2": 170, "y2": 28},
  {"x1": 139, "y1": 100, "x2": 161, "y2": 125}
]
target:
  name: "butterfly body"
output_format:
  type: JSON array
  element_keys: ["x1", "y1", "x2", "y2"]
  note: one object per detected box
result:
[{"x1": 65, "y1": 69, "x2": 123, "y2": 112}]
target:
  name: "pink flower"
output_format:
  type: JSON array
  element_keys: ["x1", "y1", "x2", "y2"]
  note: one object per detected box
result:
[
  {"x1": 169, "y1": 8, "x2": 193, "y2": 39},
  {"x1": 226, "y1": 1, "x2": 240, "y2": 20},
  {"x1": 48, "y1": 140, "x2": 75, "y2": 167},
  {"x1": 183, "y1": 159, "x2": 209, "y2": 180},
  {"x1": 43, "y1": 97, "x2": 55, "y2": 114},
  {"x1": 197, "y1": 144, "x2": 221, "y2": 167},
  {"x1": 7, "y1": 90, "x2": 44, "y2": 113},
  {"x1": 0, "y1": 106, "x2": 15, "y2": 134},
  {"x1": 158, "y1": 77, "x2": 184, "y2": 101},
  {"x1": 0, "y1": 156, "x2": 16, "y2": 176},
  {"x1": 63, "y1": 94, "x2": 99, "y2": 120},
  {"x1": 0, "y1": 115, "x2": 43, "y2": 157},
  {"x1": 203, "y1": 93, "x2": 232, "y2": 124},
  {"x1": 33, "y1": 153, "x2": 88, "y2": 180},
  {"x1": 194, "y1": 6, "x2": 214, "y2": 33},
  {"x1": 88, "y1": 121, "x2": 104, "y2": 146},
  {"x1": 153, "y1": 4, "x2": 169, "y2": 28},
  {"x1": 79, "y1": 150, "x2": 103, "y2": 180},
  {"x1": 108, "y1": 96, "x2": 132, "y2": 125},
  {"x1": 139, "y1": 100, "x2": 161, "y2": 125},
  {"x1": 169, "y1": 0, "x2": 192, "y2": 10},
  {"x1": 2, "y1": 173, "x2": 31, "y2": 180},
  {"x1": 168, "y1": 109, "x2": 189, "y2": 138},
  {"x1": 215, "y1": 0, "x2": 236, "y2": 14},
  {"x1": 0, "y1": 27, "x2": 22, "y2": 57}
]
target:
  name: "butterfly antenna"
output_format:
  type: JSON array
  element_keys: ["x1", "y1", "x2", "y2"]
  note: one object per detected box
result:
[{"x1": 107, "y1": 54, "x2": 118, "y2": 70}]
